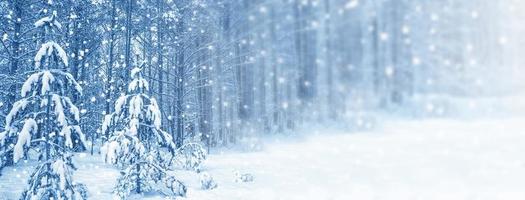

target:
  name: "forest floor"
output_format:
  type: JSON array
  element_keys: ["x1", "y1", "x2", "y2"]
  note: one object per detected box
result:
[
  {"x1": 178, "y1": 118, "x2": 525, "y2": 200},
  {"x1": 1, "y1": 97, "x2": 525, "y2": 199}
]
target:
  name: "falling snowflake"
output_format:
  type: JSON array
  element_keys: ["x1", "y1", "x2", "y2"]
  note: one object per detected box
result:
[
  {"x1": 379, "y1": 32, "x2": 389, "y2": 41},
  {"x1": 345, "y1": 0, "x2": 359, "y2": 9},
  {"x1": 385, "y1": 66, "x2": 394, "y2": 77},
  {"x1": 412, "y1": 57, "x2": 421, "y2": 66}
]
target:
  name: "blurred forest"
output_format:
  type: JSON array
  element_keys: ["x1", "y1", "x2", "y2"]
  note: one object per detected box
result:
[{"x1": 0, "y1": 0, "x2": 521, "y2": 150}]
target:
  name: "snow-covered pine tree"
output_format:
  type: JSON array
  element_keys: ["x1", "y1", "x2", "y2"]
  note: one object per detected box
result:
[
  {"x1": 102, "y1": 66, "x2": 186, "y2": 199},
  {"x1": 0, "y1": 1, "x2": 88, "y2": 199}
]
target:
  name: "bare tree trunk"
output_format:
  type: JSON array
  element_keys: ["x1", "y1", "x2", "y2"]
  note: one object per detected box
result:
[
  {"x1": 236, "y1": 0, "x2": 254, "y2": 136},
  {"x1": 104, "y1": 0, "x2": 117, "y2": 141},
  {"x1": 258, "y1": 31, "x2": 268, "y2": 132},
  {"x1": 268, "y1": 5, "x2": 283, "y2": 132},
  {"x1": 174, "y1": 19, "x2": 185, "y2": 148},
  {"x1": 156, "y1": 0, "x2": 164, "y2": 125},
  {"x1": 124, "y1": 0, "x2": 133, "y2": 81},
  {"x1": 324, "y1": 0, "x2": 336, "y2": 119},
  {"x1": 7, "y1": 1, "x2": 21, "y2": 109}
]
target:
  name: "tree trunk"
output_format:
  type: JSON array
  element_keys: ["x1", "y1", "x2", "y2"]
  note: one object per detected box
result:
[{"x1": 124, "y1": 0, "x2": 133, "y2": 81}]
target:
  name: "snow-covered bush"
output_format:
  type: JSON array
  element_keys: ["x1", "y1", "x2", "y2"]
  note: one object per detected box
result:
[
  {"x1": 234, "y1": 171, "x2": 254, "y2": 183},
  {"x1": 20, "y1": 156, "x2": 88, "y2": 200},
  {"x1": 199, "y1": 172, "x2": 218, "y2": 190},
  {"x1": 101, "y1": 130, "x2": 143, "y2": 168},
  {"x1": 102, "y1": 67, "x2": 185, "y2": 199},
  {"x1": 171, "y1": 143, "x2": 207, "y2": 172},
  {"x1": 161, "y1": 175, "x2": 187, "y2": 197},
  {"x1": 114, "y1": 160, "x2": 187, "y2": 199}
]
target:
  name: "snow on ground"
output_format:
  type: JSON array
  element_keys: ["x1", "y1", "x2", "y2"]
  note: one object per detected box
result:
[
  {"x1": 74, "y1": 153, "x2": 120, "y2": 199},
  {"x1": 78, "y1": 117, "x2": 525, "y2": 200},
  {"x1": 2, "y1": 98, "x2": 525, "y2": 199},
  {"x1": 188, "y1": 118, "x2": 525, "y2": 200},
  {"x1": 0, "y1": 161, "x2": 34, "y2": 199}
]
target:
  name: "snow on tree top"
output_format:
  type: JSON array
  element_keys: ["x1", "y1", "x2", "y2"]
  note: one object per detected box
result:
[
  {"x1": 129, "y1": 67, "x2": 150, "y2": 93},
  {"x1": 131, "y1": 67, "x2": 142, "y2": 79},
  {"x1": 35, "y1": 41, "x2": 68, "y2": 68},
  {"x1": 34, "y1": 15, "x2": 62, "y2": 30},
  {"x1": 128, "y1": 77, "x2": 149, "y2": 93}
]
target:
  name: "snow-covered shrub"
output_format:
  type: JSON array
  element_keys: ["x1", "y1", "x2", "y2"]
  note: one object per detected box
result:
[
  {"x1": 114, "y1": 160, "x2": 187, "y2": 199},
  {"x1": 234, "y1": 171, "x2": 254, "y2": 183},
  {"x1": 102, "y1": 67, "x2": 186, "y2": 199},
  {"x1": 20, "y1": 156, "x2": 88, "y2": 200},
  {"x1": 171, "y1": 143, "x2": 207, "y2": 172},
  {"x1": 199, "y1": 172, "x2": 218, "y2": 190},
  {"x1": 162, "y1": 176, "x2": 187, "y2": 197},
  {"x1": 101, "y1": 130, "x2": 144, "y2": 168}
]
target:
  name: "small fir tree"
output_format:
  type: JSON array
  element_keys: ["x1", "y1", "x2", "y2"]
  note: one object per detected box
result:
[
  {"x1": 102, "y1": 66, "x2": 186, "y2": 199},
  {"x1": 0, "y1": 1, "x2": 88, "y2": 199}
]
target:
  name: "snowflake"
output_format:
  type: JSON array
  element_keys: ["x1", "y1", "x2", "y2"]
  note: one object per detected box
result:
[
  {"x1": 498, "y1": 37, "x2": 508, "y2": 45},
  {"x1": 345, "y1": 0, "x2": 359, "y2": 9},
  {"x1": 471, "y1": 11, "x2": 479, "y2": 19},
  {"x1": 412, "y1": 57, "x2": 421, "y2": 66},
  {"x1": 379, "y1": 32, "x2": 389, "y2": 41},
  {"x1": 259, "y1": 6, "x2": 268, "y2": 13},
  {"x1": 402, "y1": 25, "x2": 410, "y2": 35},
  {"x1": 385, "y1": 66, "x2": 394, "y2": 77},
  {"x1": 430, "y1": 13, "x2": 439, "y2": 21},
  {"x1": 282, "y1": 102, "x2": 289, "y2": 110}
]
